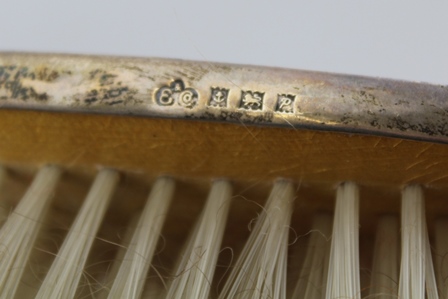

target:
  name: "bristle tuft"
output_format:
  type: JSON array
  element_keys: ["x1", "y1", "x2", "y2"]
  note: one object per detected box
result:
[
  {"x1": 399, "y1": 185, "x2": 438, "y2": 299},
  {"x1": 325, "y1": 182, "x2": 360, "y2": 299},
  {"x1": 35, "y1": 169, "x2": 119, "y2": 299},
  {"x1": 218, "y1": 180, "x2": 295, "y2": 299},
  {"x1": 107, "y1": 177, "x2": 175, "y2": 299},
  {"x1": 292, "y1": 213, "x2": 332, "y2": 299},
  {"x1": 167, "y1": 179, "x2": 232, "y2": 299},
  {"x1": 0, "y1": 165, "x2": 61, "y2": 299}
]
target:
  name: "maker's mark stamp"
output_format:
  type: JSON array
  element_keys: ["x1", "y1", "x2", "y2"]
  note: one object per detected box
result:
[
  {"x1": 276, "y1": 94, "x2": 295, "y2": 113},
  {"x1": 239, "y1": 91, "x2": 264, "y2": 111},
  {"x1": 155, "y1": 79, "x2": 198, "y2": 108},
  {"x1": 209, "y1": 87, "x2": 229, "y2": 107}
]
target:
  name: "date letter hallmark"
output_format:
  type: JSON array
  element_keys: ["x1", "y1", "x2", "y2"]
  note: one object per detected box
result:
[
  {"x1": 155, "y1": 79, "x2": 198, "y2": 109},
  {"x1": 209, "y1": 87, "x2": 229, "y2": 107},
  {"x1": 239, "y1": 91, "x2": 264, "y2": 111},
  {"x1": 276, "y1": 94, "x2": 295, "y2": 113}
]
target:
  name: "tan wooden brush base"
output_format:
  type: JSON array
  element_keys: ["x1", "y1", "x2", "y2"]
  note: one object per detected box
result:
[{"x1": 1, "y1": 109, "x2": 448, "y2": 187}]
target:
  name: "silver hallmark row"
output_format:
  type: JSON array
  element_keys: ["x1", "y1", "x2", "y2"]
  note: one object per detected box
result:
[{"x1": 155, "y1": 79, "x2": 296, "y2": 113}]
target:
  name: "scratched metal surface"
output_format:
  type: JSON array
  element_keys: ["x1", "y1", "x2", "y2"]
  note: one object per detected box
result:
[{"x1": 0, "y1": 52, "x2": 447, "y2": 143}]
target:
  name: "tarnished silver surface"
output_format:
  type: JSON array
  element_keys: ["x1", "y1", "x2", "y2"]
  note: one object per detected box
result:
[{"x1": 0, "y1": 52, "x2": 447, "y2": 143}]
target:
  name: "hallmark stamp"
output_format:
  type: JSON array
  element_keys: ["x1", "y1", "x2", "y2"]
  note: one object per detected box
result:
[
  {"x1": 209, "y1": 87, "x2": 229, "y2": 107},
  {"x1": 155, "y1": 79, "x2": 198, "y2": 108},
  {"x1": 239, "y1": 90, "x2": 264, "y2": 110},
  {"x1": 178, "y1": 89, "x2": 198, "y2": 108},
  {"x1": 276, "y1": 94, "x2": 295, "y2": 113}
]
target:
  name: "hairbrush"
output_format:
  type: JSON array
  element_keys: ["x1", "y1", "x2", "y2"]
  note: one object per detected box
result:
[{"x1": 0, "y1": 53, "x2": 447, "y2": 298}]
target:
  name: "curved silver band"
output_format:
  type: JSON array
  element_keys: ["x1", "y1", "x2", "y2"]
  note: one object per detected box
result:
[{"x1": 0, "y1": 52, "x2": 447, "y2": 143}]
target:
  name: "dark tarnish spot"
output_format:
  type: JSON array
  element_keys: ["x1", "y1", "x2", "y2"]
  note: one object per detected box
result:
[
  {"x1": 106, "y1": 87, "x2": 128, "y2": 98},
  {"x1": 36, "y1": 67, "x2": 59, "y2": 82},
  {"x1": 77, "y1": 69, "x2": 141, "y2": 107},
  {"x1": 79, "y1": 86, "x2": 140, "y2": 107},
  {"x1": 0, "y1": 65, "x2": 49, "y2": 101},
  {"x1": 107, "y1": 100, "x2": 124, "y2": 106},
  {"x1": 100, "y1": 74, "x2": 117, "y2": 86},
  {"x1": 89, "y1": 69, "x2": 117, "y2": 86},
  {"x1": 351, "y1": 90, "x2": 380, "y2": 107},
  {"x1": 393, "y1": 117, "x2": 410, "y2": 130},
  {"x1": 340, "y1": 114, "x2": 353, "y2": 125},
  {"x1": 185, "y1": 109, "x2": 273, "y2": 124},
  {"x1": 83, "y1": 88, "x2": 128, "y2": 105},
  {"x1": 85, "y1": 97, "x2": 98, "y2": 104},
  {"x1": 88, "y1": 89, "x2": 99, "y2": 96},
  {"x1": 223, "y1": 111, "x2": 244, "y2": 121},
  {"x1": 29, "y1": 88, "x2": 48, "y2": 101},
  {"x1": 89, "y1": 69, "x2": 100, "y2": 80},
  {"x1": 383, "y1": 116, "x2": 446, "y2": 137}
]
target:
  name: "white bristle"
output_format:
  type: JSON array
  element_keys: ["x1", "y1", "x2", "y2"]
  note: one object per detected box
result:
[
  {"x1": 426, "y1": 227, "x2": 439, "y2": 299},
  {"x1": 167, "y1": 179, "x2": 232, "y2": 299},
  {"x1": 98, "y1": 212, "x2": 140, "y2": 299},
  {"x1": 218, "y1": 180, "x2": 295, "y2": 299},
  {"x1": 435, "y1": 218, "x2": 448, "y2": 298},
  {"x1": 0, "y1": 165, "x2": 61, "y2": 299},
  {"x1": 292, "y1": 213, "x2": 332, "y2": 299},
  {"x1": 107, "y1": 177, "x2": 175, "y2": 299},
  {"x1": 35, "y1": 169, "x2": 119, "y2": 299},
  {"x1": 369, "y1": 215, "x2": 399, "y2": 298},
  {"x1": 399, "y1": 185, "x2": 438, "y2": 299},
  {"x1": 325, "y1": 182, "x2": 360, "y2": 299},
  {"x1": 2, "y1": 166, "x2": 448, "y2": 298}
]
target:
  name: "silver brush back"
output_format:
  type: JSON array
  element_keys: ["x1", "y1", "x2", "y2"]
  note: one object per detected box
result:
[{"x1": 1, "y1": 53, "x2": 447, "y2": 143}]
